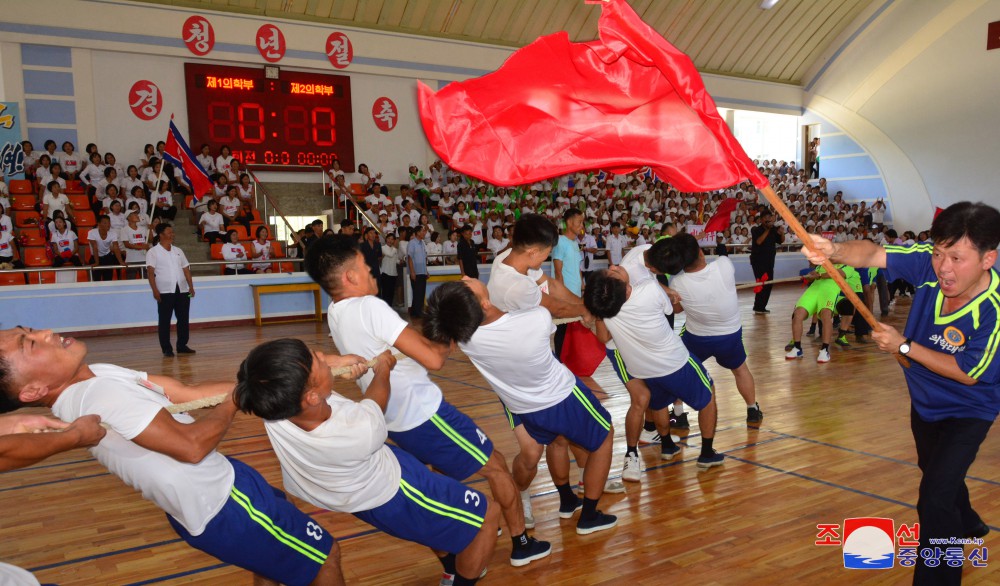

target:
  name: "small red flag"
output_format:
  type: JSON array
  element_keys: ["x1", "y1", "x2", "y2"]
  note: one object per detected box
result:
[
  {"x1": 560, "y1": 322, "x2": 606, "y2": 377},
  {"x1": 704, "y1": 198, "x2": 738, "y2": 233},
  {"x1": 753, "y1": 272, "x2": 770, "y2": 294},
  {"x1": 418, "y1": 0, "x2": 767, "y2": 191}
]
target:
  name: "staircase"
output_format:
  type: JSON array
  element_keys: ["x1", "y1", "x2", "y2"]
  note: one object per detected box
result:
[{"x1": 172, "y1": 208, "x2": 215, "y2": 276}]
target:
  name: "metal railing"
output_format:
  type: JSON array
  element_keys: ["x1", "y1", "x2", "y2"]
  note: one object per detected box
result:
[
  {"x1": 0, "y1": 258, "x2": 304, "y2": 283},
  {"x1": 245, "y1": 164, "x2": 327, "y2": 254}
]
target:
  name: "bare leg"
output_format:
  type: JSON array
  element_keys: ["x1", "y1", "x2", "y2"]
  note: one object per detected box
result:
[
  {"x1": 731, "y1": 363, "x2": 756, "y2": 405},
  {"x1": 791, "y1": 307, "x2": 807, "y2": 341},
  {"x1": 309, "y1": 540, "x2": 346, "y2": 586},
  {"x1": 569, "y1": 442, "x2": 588, "y2": 471},
  {"x1": 455, "y1": 499, "x2": 501, "y2": 580},
  {"x1": 819, "y1": 309, "x2": 833, "y2": 345},
  {"x1": 511, "y1": 431, "x2": 545, "y2": 491},
  {"x1": 651, "y1": 407, "x2": 672, "y2": 438},
  {"x1": 697, "y1": 395, "x2": 718, "y2": 441},
  {"x1": 478, "y1": 451, "x2": 525, "y2": 535},
  {"x1": 624, "y1": 379, "x2": 651, "y2": 446},
  {"x1": 545, "y1": 436, "x2": 571, "y2": 486},
  {"x1": 582, "y1": 428, "x2": 614, "y2": 502}
]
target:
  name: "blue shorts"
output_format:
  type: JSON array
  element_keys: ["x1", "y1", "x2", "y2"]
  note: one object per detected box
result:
[
  {"x1": 680, "y1": 327, "x2": 747, "y2": 370},
  {"x1": 167, "y1": 457, "x2": 333, "y2": 586},
  {"x1": 644, "y1": 357, "x2": 714, "y2": 411},
  {"x1": 502, "y1": 402, "x2": 522, "y2": 429},
  {"x1": 518, "y1": 379, "x2": 611, "y2": 452},
  {"x1": 355, "y1": 446, "x2": 487, "y2": 555},
  {"x1": 606, "y1": 348, "x2": 633, "y2": 384},
  {"x1": 389, "y1": 400, "x2": 494, "y2": 481}
]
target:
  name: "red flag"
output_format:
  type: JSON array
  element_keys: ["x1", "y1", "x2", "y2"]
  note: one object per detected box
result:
[
  {"x1": 560, "y1": 322, "x2": 606, "y2": 377},
  {"x1": 163, "y1": 118, "x2": 213, "y2": 201},
  {"x1": 703, "y1": 198, "x2": 738, "y2": 233},
  {"x1": 933, "y1": 207, "x2": 945, "y2": 219},
  {"x1": 418, "y1": 0, "x2": 767, "y2": 192}
]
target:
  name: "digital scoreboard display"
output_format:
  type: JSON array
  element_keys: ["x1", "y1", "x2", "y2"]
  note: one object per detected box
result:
[{"x1": 184, "y1": 63, "x2": 355, "y2": 170}]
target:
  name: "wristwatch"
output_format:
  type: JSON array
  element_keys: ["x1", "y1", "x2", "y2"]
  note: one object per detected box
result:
[{"x1": 899, "y1": 338, "x2": 913, "y2": 356}]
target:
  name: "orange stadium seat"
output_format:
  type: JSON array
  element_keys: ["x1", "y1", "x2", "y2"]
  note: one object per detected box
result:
[
  {"x1": 18, "y1": 229, "x2": 46, "y2": 247},
  {"x1": 78, "y1": 227, "x2": 91, "y2": 244},
  {"x1": 0, "y1": 271, "x2": 27, "y2": 286},
  {"x1": 23, "y1": 247, "x2": 52, "y2": 267},
  {"x1": 210, "y1": 243, "x2": 224, "y2": 260},
  {"x1": 64, "y1": 180, "x2": 84, "y2": 194},
  {"x1": 9, "y1": 179, "x2": 34, "y2": 194},
  {"x1": 14, "y1": 211, "x2": 41, "y2": 229},
  {"x1": 68, "y1": 194, "x2": 90, "y2": 210},
  {"x1": 26, "y1": 271, "x2": 56, "y2": 285},
  {"x1": 11, "y1": 194, "x2": 36, "y2": 211},
  {"x1": 74, "y1": 211, "x2": 97, "y2": 228},
  {"x1": 349, "y1": 183, "x2": 367, "y2": 196}
]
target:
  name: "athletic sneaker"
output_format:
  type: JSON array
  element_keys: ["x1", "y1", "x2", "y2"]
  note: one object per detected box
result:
[
  {"x1": 785, "y1": 347, "x2": 803, "y2": 359},
  {"x1": 835, "y1": 335, "x2": 850, "y2": 347},
  {"x1": 440, "y1": 567, "x2": 488, "y2": 586},
  {"x1": 696, "y1": 450, "x2": 725, "y2": 469},
  {"x1": 817, "y1": 348, "x2": 831, "y2": 363},
  {"x1": 638, "y1": 428, "x2": 662, "y2": 445},
  {"x1": 603, "y1": 478, "x2": 626, "y2": 494},
  {"x1": 622, "y1": 453, "x2": 642, "y2": 482},
  {"x1": 747, "y1": 403, "x2": 764, "y2": 425},
  {"x1": 669, "y1": 410, "x2": 690, "y2": 430},
  {"x1": 521, "y1": 492, "x2": 535, "y2": 530},
  {"x1": 660, "y1": 443, "x2": 680, "y2": 460},
  {"x1": 806, "y1": 324, "x2": 817, "y2": 336},
  {"x1": 576, "y1": 511, "x2": 618, "y2": 535},
  {"x1": 558, "y1": 495, "x2": 582, "y2": 519},
  {"x1": 784, "y1": 339, "x2": 796, "y2": 352},
  {"x1": 510, "y1": 536, "x2": 552, "y2": 567}
]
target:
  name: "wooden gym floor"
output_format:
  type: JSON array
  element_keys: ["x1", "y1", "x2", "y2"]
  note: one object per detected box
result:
[{"x1": 2, "y1": 285, "x2": 998, "y2": 585}]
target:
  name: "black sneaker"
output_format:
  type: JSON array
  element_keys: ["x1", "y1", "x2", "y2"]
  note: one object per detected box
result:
[
  {"x1": 835, "y1": 335, "x2": 850, "y2": 347},
  {"x1": 510, "y1": 536, "x2": 552, "y2": 567},
  {"x1": 966, "y1": 521, "x2": 990, "y2": 540},
  {"x1": 753, "y1": 309, "x2": 770, "y2": 315},
  {"x1": 806, "y1": 324, "x2": 817, "y2": 336},
  {"x1": 177, "y1": 347, "x2": 196, "y2": 354},
  {"x1": 747, "y1": 403, "x2": 764, "y2": 425},
  {"x1": 162, "y1": 351, "x2": 175, "y2": 358},
  {"x1": 669, "y1": 411, "x2": 690, "y2": 430},
  {"x1": 558, "y1": 495, "x2": 582, "y2": 519},
  {"x1": 576, "y1": 511, "x2": 618, "y2": 535},
  {"x1": 697, "y1": 450, "x2": 725, "y2": 469}
]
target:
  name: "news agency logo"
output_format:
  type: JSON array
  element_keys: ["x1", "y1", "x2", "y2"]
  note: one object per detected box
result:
[
  {"x1": 842, "y1": 518, "x2": 895, "y2": 569},
  {"x1": 816, "y1": 518, "x2": 989, "y2": 570}
]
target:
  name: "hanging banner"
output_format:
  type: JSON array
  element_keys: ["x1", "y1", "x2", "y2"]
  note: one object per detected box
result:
[
  {"x1": 326, "y1": 32, "x2": 353, "y2": 69},
  {"x1": 129, "y1": 81, "x2": 163, "y2": 120},
  {"x1": 183, "y1": 15, "x2": 215, "y2": 56},
  {"x1": 0, "y1": 103, "x2": 25, "y2": 180},
  {"x1": 372, "y1": 97, "x2": 398, "y2": 131},
  {"x1": 256, "y1": 24, "x2": 286, "y2": 62}
]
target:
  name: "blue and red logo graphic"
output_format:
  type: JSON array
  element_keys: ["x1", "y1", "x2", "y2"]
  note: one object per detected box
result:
[{"x1": 842, "y1": 517, "x2": 895, "y2": 569}]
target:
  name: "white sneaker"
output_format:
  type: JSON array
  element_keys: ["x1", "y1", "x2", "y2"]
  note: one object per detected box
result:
[
  {"x1": 785, "y1": 347, "x2": 803, "y2": 359},
  {"x1": 638, "y1": 428, "x2": 662, "y2": 444},
  {"x1": 521, "y1": 491, "x2": 535, "y2": 529},
  {"x1": 604, "y1": 478, "x2": 627, "y2": 493},
  {"x1": 817, "y1": 348, "x2": 831, "y2": 363},
  {"x1": 622, "y1": 453, "x2": 642, "y2": 482}
]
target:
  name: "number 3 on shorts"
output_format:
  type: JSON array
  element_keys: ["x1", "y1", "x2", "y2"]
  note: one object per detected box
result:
[
  {"x1": 464, "y1": 490, "x2": 481, "y2": 507},
  {"x1": 306, "y1": 521, "x2": 324, "y2": 540}
]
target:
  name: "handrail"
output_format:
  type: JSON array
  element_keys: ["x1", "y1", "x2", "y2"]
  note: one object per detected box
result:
[
  {"x1": 245, "y1": 167, "x2": 307, "y2": 249},
  {"x1": 0, "y1": 258, "x2": 304, "y2": 279},
  {"x1": 345, "y1": 196, "x2": 382, "y2": 236}
]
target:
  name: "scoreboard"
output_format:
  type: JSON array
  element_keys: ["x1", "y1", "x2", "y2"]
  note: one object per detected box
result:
[{"x1": 184, "y1": 63, "x2": 355, "y2": 171}]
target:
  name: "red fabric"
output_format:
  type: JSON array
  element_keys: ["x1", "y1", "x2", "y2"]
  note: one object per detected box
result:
[
  {"x1": 934, "y1": 207, "x2": 945, "y2": 219},
  {"x1": 418, "y1": 0, "x2": 767, "y2": 191},
  {"x1": 163, "y1": 119, "x2": 213, "y2": 198},
  {"x1": 703, "y1": 198, "x2": 738, "y2": 233},
  {"x1": 560, "y1": 322, "x2": 606, "y2": 378}
]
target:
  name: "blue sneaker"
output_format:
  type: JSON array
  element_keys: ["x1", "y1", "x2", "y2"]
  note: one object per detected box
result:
[
  {"x1": 510, "y1": 536, "x2": 552, "y2": 567},
  {"x1": 558, "y1": 495, "x2": 582, "y2": 519},
  {"x1": 576, "y1": 511, "x2": 618, "y2": 535},
  {"x1": 660, "y1": 443, "x2": 681, "y2": 460},
  {"x1": 697, "y1": 450, "x2": 725, "y2": 469},
  {"x1": 785, "y1": 347, "x2": 803, "y2": 360}
]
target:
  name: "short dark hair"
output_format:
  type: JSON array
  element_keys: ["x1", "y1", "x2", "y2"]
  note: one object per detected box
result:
[
  {"x1": 234, "y1": 338, "x2": 312, "y2": 420},
  {"x1": 583, "y1": 270, "x2": 628, "y2": 319},
  {"x1": 930, "y1": 202, "x2": 1000, "y2": 254},
  {"x1": 0, "y1": 355, "x2": 25, "y2": 413},
  {"x1": 423, "y1": 282, "x2": 484, "y2": 345},
  {"x1": 511, "y1": 213, "x2": 558, "y2": 251},
  {"x1": 562, "y1": 208, "x2": 583, "y2": 222},
  {"x1": 154, "y1": 222, "x2": 172, "y2": 236},
  {"x1": 650, "y1": 233, "x2": 699, "y2": 275},
  {"x1": 304, "y1": 234, "x2": 360, "y2": 296}
]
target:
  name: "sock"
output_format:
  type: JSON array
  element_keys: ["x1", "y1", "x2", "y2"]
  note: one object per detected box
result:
[
  {"x1": 581, "y1": 497, "x2": 600, "y2": 521},
  {"x1": 793, "y1": 341, "x2": 802, "y2": 349},
  {"x1": 821, "y1": 343, "x2": 830, "y2": 351},
  {"x1": 673, "y1": 404, "x2": 686, "y2": 415},
  {"x1": 661, "y1": 434, "x2": 677, "y2": 450},
  {"x1": 747, "y1": 401, "x2": 758, "y2": 409},
  {"x1": 643, "y1": 420, "x2": 656, "y2": 432},
  {"x1": 626, "y1": 445, "x2": 638, "y2": 457},
  {"x1": 453, "y1": 573, "x2": 479, "y2": 586},
  {"x1": 701, "y1": 437, "x2": 715, "y2": 457},
  {"x1": 439, "y1": 553, "x2": 456, "y2": 576},
  {"x1": 556, "y1": 483, "x2": 577, "y2": 508},
  {"x1": 511, "y1": 530, "x2": 529, "y2": 549}
]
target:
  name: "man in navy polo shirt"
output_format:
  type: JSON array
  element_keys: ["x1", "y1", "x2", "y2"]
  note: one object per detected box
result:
[{"x1": 802, "y1": 201, "x2": 1000, "y2": 585}]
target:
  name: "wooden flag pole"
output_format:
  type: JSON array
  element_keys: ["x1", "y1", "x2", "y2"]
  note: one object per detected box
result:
[{"x1": 757, "y1": 185, "x2": 909, "y2": 367}]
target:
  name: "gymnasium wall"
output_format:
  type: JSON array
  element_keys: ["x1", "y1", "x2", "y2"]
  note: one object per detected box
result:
[{"x1": 802, "y1": 0, "x2": 1000, "y2": 232}]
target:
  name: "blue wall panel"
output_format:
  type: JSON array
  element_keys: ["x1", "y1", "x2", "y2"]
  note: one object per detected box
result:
[
  {"x1": 24, "y1": 99, "x2": 76, "y2": 124},
  {"x1": 819, "y1": 133, "x2": 863, "y2": 156},
  {"x1": 22, "y1": 70, "x2": 74, "y2": 96},
  {"x1": 822, "y1": 155, "x2": 880, "y2": 178},
  {"x1": 20, "y1": 44, "x2": 72, "y2": 67},
  {"x1": 27, "y1": 127, "x2": 78, "y2": 150}
]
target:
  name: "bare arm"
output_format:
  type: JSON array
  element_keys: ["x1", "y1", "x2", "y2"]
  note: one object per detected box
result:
[
  {"x1": 0, "y1": 414, "x2": 106, "y2": 472},
  {"x1": 145, "y1": 375, "x2": 235, "y2": 404},
  {"x1": 801, "y1": 234, "x2": 887, "y2": 269},
  {"x1": 147, "y1": 266, "x2": 160, "y2": 302},
  {"x1": 362, "y1": 351, "x2": 397, "y2": 412},
  {"x1": 871, "y1": 323, "x2": 977, "y2": 385},
  {"x1": 594, "y1": 319, "x2": 612, "y2": 344},
  {"x1": 552, "y1": 259, "x2": 565, "y2": 285},
  {"x1": 130, "y1": 395, "x2": 238, "y2": 464},
  {"x1": 184, "y1": 266, "x2": 195, "y2": 296},
  {"x1": 393, "y1": 326, "x2": 450, "y2": 371}
]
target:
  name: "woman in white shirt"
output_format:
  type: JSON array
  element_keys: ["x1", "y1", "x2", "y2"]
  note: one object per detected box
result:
[
  {"x1": 58, "y1": 142, "x2": 86, "y2": 180},
  {"x1": 250, "y1": 226, "x2": 273, "y2": 273},
  {"x1": 120, "y1": 208, "x2": 150, "y2": 279},
  {"x1": 108, "y1": 200, "x2": 128, "y2": 232},
  {"x1": 0, "y1": 204, "x2": 13, "y2": 238},
  {"x1": 425, "y1": 231, "x2": 443, "y2": 265},
  {"x1": 151, "y1": 181, "x2": 177, "y2": 221},
  {"x1": 41, "y1": 182, "x2": 72, "y2": 220},
  {"x1": 50, "y1": 216, "x2": 82, "y2": 267},
  {"x1": 199, "y1": 200, "x2": 227, "y2": 244},
  {"x1": 442, "y1": 229, "x2": 459, "y2": 265},
  {"x1": 79, "y1": 152, "x2": 106, "y2": 186},
  {"x1": 218, "y1": 186, "x2": 241, "y2": 229},
  {"x1": 138, "y1": 143, "x2": 155, "y2": 170},
  {"x1": 486, "y1": 226, "x2": 509, "y2": 257},
  {"x1": 221, "y1": 229, "x2": 248, "y2": 275},
  {"x1": 215, "y1": 146, "x2": 234, "y2": 180},
  {"x1": 237, "y1": 174, "x2": 255, "y2": 202},
  {"x1": 121, "y1": 166, "x2": 145, "y2": 200},
  {"x1": 126, "y1": 185, "x2": 149, "y2": 217},
  {"x1": 197, "y1": 144, "x2": 216, "y2": 176},
  {"x1": 378, "y1": 232, "x2": 398, "y2": 306}
]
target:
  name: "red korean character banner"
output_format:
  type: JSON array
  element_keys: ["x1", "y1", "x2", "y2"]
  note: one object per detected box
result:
[
  {"x1": 256, "y1": 24, "x2": 286, "y2": 62},
  {"x1": 326, "y1": 32, "x2": 353, "y2": 69},
  {"x1": 129, "y1": 80, "x2": 162, "y2": 120},
  {"x1": 182, "y1": 15, "x2": 214, "y2": 56},
  {"x1": 372, "y1": 97, "x2": 398, "y2": 132}
]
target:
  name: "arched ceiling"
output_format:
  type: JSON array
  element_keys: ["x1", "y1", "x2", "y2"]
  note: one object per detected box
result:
[{"x1": 138, "y1": 0, "x2": 875, "y2": 85}]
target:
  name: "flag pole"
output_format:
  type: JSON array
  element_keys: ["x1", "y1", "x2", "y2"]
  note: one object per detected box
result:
[{"x1": 758, "y1": 184, "x2": 908, "y2": 367}]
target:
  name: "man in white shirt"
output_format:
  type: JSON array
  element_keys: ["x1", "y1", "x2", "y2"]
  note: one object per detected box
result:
[
  {"x1": 235, "y1": 339, "x2": 498, "y2": 586},
  {"x1": 606, "y1": 222, "x2": 628, "y2": 265},
  {"x1": 146, "y1": 223, "x2": 195, "y2": 357},
  {"x1": 650, "y1": 234, "x2": 763, "y2": 425},
  {"x1": 304, "y1": 235, "x2": 550, "y2": 568},
  {"x1": 584, "y1": 266, "x2": 725, "y2": 470},
  {"x1": 0, "y1": 326, "x2": 345, "y2": 586},
  {"x1": 424, "y1": 280, "x2": 618, "y2": 537}
]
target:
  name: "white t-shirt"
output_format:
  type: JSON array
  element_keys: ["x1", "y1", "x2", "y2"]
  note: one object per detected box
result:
[
  {"x1": 50, "y1": 228, "x2": 77, "y2": 255},
  {"x1": 461, "y1": 307, "x2": 575, "y2": 413},
  {"x1": 669, "y1": 256, "x2": 742, "y2": 336},
  {"x1": 42, "y1": 193, "x2": 69, "y2": 219},
  {"x1": 264, "y1": 393, "x2": 400, "y2": 513},
  {"x1": 221, "y1": 242, "x2": 246, "y2": 261},
  {"x1": 91, "y1": 228, "x2": 119, "y2": 257},
  {"x1": 146, "y1": 243, "x2": 190, "y2": 293},
  {"x1": 219, "y1": 196, "x2": 240, "y2": 217},
  {"x1": 619, "y1": 243, "x2": 654, "y2": 284},
  {"x1": 252, "y1": 240, "x2": 272, "y2": 271},
  {"x1": 0, "y1": 231, "x2": 15, "y2": 259},
  {"x1": 0, "y1": 562, "x2": 40, "y2": 585},
  {"x1": 487, "y1": 238, "x2": 509, "y2": 256},
  {"x1": 120, "y1": 225, "x2": 148, "y2": 263},
  {"x1": 50, "y1": 364, "x2": 233, "y2": 535},
  {"x1": 0, "y1": 215, "x2": 12, "y2": 236},
  {"x1": 200, "y1": 211, "x2": 225, "y2": 233},
  {"x1": 380, "y1": 245, "x2": 398, "y2": 276},
  {"x1": 604, "y1": 279, "x2": 689, "y2": 378},
  {"x1": 487, "y1": 249, "x2": 545, "y2": 311},
  {"x1": 327, "y1": 296, "x2": 442, "y2": 431}
]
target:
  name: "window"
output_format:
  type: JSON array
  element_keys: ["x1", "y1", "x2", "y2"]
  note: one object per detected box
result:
[{"x1": 718, "y1": 108, "x2": 798, "y2": 164}]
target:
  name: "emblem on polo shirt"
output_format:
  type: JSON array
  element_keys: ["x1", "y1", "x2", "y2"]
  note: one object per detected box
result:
[{"x1": 943, "y1": 326, "x2": 966, "y2": 347}]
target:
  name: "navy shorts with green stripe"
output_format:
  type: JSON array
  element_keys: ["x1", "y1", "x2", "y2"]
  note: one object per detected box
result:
[
  {"x1": 606, "y1": 348, "x2": 633, "y2": 384},
  {"x1": 167, "y1": 457, "x2": 333, "y2": 586},
  {"x1": 644, "y1": 357, "x2": 714, "y2": 411},
  {"x1": 501, "y1": 401, "x2": 522, "y2": 430},
  {"x1": 517, "y1": 378, "x2": 612, "y2": 452},
  {"x1": 389, "y1": 400, "x2": 494, "y2": 481},
  {"x1": 355, "y1": 445, "x2": 487, "y2": 555},
  {"x1": 680, "y1": 327, "x2": 747, "y2": 370}
]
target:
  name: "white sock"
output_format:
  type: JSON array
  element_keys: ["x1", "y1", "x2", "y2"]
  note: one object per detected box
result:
[
  {"x1": 747, "y1": 401, "x2": 757, "y2": 409},
  {"x1": 673, "y1": 403, "x2": 686, "y2": 415}
]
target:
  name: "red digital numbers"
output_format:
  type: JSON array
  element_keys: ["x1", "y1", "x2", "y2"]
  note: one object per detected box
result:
[{"x1": 312, "y1": 107, "x2": 335, "y2": 146}]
